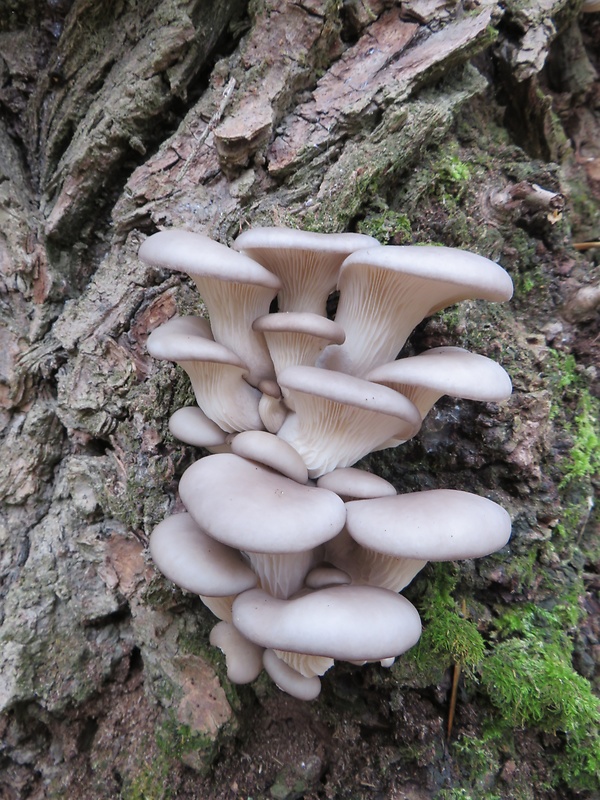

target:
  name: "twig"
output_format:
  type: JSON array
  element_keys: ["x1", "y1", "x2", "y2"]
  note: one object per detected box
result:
[{"x1": 573, "y1": 241, "x2": 600, "y2": 251}]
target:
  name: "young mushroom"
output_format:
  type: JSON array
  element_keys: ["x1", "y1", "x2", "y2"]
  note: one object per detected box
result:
[
  {"x1": 233, "y1": 226, "x2": 379, "y2": 315},
  {"x1": 276, "y1": 365, "x2": 422, "y2": 477},
  {"x1": 319, "y1": 245, "x2": 513, "y2": 377},
  {"x1": 252, "y1": 312, "x2": 345, "y2": 378},
  {"x1": 139, "y1": 229, "x2": 281, "y2": 385}
]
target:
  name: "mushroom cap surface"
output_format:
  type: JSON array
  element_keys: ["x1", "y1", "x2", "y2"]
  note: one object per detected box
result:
[
  {"x1": 345, "y1": 490, "x2": 511, "y2": 560},
  {"x1": 366, "y1": 347, "x2": 512, "y2": 408},
  {"x1": 263, "y1": 649, "x2": 322, "y2": 700},
  {"x1": 316, "y1": 467, "x2": 396, "y2": 499},
  {"x1": 168, "y1": 406, "x2": 229, "y2": 448},
  {"x1": 139, "y1": 229, "x2": 281, "y2": 290},
  {"x1": 179, "y1": 453, "x2": 346, "y2": 553},
  {"x1": 232, "y1": 585, "x2": 422, "y2": 660},
  {"x1": 209, "y1": 621, "x2": 264, "y2": 684},
  {"x1": 149, "y1": 513, "x2": 257, "y2": 596},
  {"x1": 230, "y1": 430, "x2": 309, "y2": 484}
]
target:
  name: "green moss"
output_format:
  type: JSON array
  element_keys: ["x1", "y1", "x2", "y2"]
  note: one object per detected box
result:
[
  {"x1": 121, "y1": 750, "x2": 173, "y2": 800},
  {"x1": 396, "y1": 565, "x2": 485, "y2": 684},
  {"x1": 357, "y1": 201, "x2": 412, "y2": 244},
  {"x1": 559, "y1": 391, "x2": 600, "y2": 488},
  {"x1": 156, "y1": 715, "x2": 216, "y2": 768},
  {"x1": 478, "y1": 604, "x2": 600, "y2": 792}
]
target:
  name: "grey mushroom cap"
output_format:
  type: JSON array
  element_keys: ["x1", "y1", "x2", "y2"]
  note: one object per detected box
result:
[
  {"x1": 149, "y1": 513, "x2": 258, "y2": 596},
  {"x1": 366, "y1": 346, "x2": 512, "y2": 419},
  {"x1": 263, "y1": 649, "x2": 322, "y2": 700},
  {"x1": 316, "y1": 467, "x2": 396, "y2": 500},
  {"x1": 320, "y1": 245, "x2": 513, "y2": 376},
  {"x1": 233, "y1": 226, "x2": 380, "y2": 314},
  {"x1": 232, "y1": 585, "x2": 422, "y2": 661},
  {"x1": 146, "y1": 315, "x2": 263, "y2": 433},
  {"x1": 168, "y1": 406, "x2": 228, "y2": 448},
  {"x1": 230, "y1": 430, "x2": 309, "y2": 484},
  {"x1": 179, "y1": 453, "x2": 346, "y2": 554},
  {"x1": 345, "y1": 490, "x2": 511, "y2": 561},
  {"x1": 209, "y1": 621, "x2": 264, "y2": 684},
  {"x1": 140, "y1": 229, "x2": 281, "y2": 385},
  {"x1": 276, "y1": 365, "x2": 422, "y2": 477}
]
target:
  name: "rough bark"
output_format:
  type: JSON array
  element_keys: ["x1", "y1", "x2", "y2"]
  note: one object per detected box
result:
[{"x1": 0, "y1": 1, "x2": 598, "y2": 798}]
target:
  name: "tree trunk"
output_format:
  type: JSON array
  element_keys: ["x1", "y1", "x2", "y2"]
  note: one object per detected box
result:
[{"x1": 1, "y1": 0, "x2": 598, "y2": 798}]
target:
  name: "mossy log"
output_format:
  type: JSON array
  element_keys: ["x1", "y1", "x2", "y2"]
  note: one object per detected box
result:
[{"x1": 0, "y1": 1, "x2": 598, "y2": 798}]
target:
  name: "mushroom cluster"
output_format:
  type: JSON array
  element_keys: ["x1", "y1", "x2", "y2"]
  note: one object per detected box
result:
[{"x1": 140, "y1": 226, "x2": 513, "y2": 700}]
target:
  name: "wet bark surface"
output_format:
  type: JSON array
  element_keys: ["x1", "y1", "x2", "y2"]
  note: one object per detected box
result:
[{"x1": 0, "y1": 1, "x2": 598, "y2": 798}]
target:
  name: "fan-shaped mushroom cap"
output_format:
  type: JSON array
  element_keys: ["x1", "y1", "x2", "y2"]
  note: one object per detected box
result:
[
  {"x1": 233, "y1": 226, "x2": 379, "y2": 314},
  {"x1": 139, "y1": 230, "x2": 281, "y2": 385},
  {"x1": 232, "y1": 585, "x2": 422, "y2": 661},
  {"x1": 253, "y1": 312, "x2": 345, "y2": 376},
  {"x1": 276, "y1": 366, "x2": 422, "y2": 478},
  {"x1": 149, "y1": 513, "x2": 258, "y2": 596},
  {"x1": 209, "y1": 621, "x2": 264, "y2": 684},
  {"x1": 345, "y1": 489, "x2": 511, "y2": 560},
  {"x1": 168, "y1": 406, "x2": 229, "y2": 449},
  {"x1": 179, "y1": 453, "x2": 346, "y2": 553},
  {"x1": 231, "y1": 430, "x2": 308, "y2": 484},
  {"x1": 316, "y1": 467, "x2": 396, "y2": 500},
  {"x1": 263, "y1": 649, "x2": 322, "y2": 700},
  {"x1": 147, "y1": 316, "x2": 263, "y2": 432},
  {"x1": 320, "y1": 246, "x2": 513, "y2": 376},
  {"x1": 366, "y1": 346, "x2": 512, "y2": 420}
]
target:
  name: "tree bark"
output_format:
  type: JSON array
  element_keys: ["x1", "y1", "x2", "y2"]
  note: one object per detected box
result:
[{"x1": 1, "y1": 1, "x2": 598, "y2": 798}]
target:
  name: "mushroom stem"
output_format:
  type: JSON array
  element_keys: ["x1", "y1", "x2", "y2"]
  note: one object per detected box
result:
[{"x1": 243, "y1": 550, "x2": 320, "y2": 599}]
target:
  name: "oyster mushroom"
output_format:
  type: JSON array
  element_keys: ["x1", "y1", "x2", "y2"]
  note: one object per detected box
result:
[
  {"x1": 276, "y1": 365, "x2": 422, "y2": 477},
  {"x1": 320, "y1": 245, "x2": 513, "y2": 376},
  {"x1": 233, "y1": 226, "x2": 379, "y2": 314},
  {"x1": 146, "y1": 315, "x2": 263, "y2": 433},
  {"x1": 139, "y1": 229, "x2": 280, "y2": 385}
]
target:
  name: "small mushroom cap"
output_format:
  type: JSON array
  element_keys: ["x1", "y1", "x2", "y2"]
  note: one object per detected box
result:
[
  {"x1": 366, "y1": 347, "x2": 512, "y2": 410},
  {"x1": 149, "y1": 513, "x2": 257, "y2": 596},
  {"x1": 253, "y1": 312, "x2": 345, "y2": 344},
  {"x1": 345, "y1": 490, "x2": 511, "y2": 560},
  {"x1": 139, "y1": 229, "x2": 281, "y2": 290},
  {"x1": 232, "y1": 585, "x2": 422, "y2": 660},
  {"x1": 179, "y1": 453, "x2": 346, "y2": 553},
  {"x1": 147, "y1": 315, "x2": 245, "y2": 367},
  {"x1": 305, "y1": 564, "x2": 351, "y2": 589},
  {"x1": 209, "y1": 621, "x2": 264, "y2": 684},
  {"x1": 230, "y1": 430, "x2": 308, "y2": 484},
  {"x1": 263, "y1": 649, "x2": 322, "y2": 700},
  {"x1": 169, "y1": 407, "x2": 228, "y2": 448},
  {"x1": 316, "y1": 468, "x2": 396, "y2": 499}
]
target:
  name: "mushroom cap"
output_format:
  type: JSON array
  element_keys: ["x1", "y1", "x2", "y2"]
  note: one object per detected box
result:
[
  {"x1": 230, "y1": 430, "x2": 308, "y2": 484},
  {"x1": 149, "y1": 513, "x2": 258, "y2": 596},
  {"x1": 209, "y1": 621, "x2": 264, "y2": 684},
  {"x1": 345, "y1": 490, "x2": 511, "y2": 560},
  {"x1": 305, "y1": 564, "x2": 351, "y2": 589},
  {"x1": 253, "y1": 312, "x2": 345, "y2": 344},
  {"x1": 276, "y1": 365, "x2": 422, "y2": 476},
  {"x1": 316, "y1": 467, "x2": 396, "y2": 499},
  {"x1": 233, "y1": 226, "x2": 379, "y2": 313},
  {"x1": 339, "y1": 245, "x2": 514, "y2": 309},
  {"x1": 321, "y1": 245, "x2": 513, "y2": 376},
  {"x1": 179, "y1": 453, "x2": 346, "y2": 553},
  {"x1": 263, "y1": 649, "x2": 322, "y2": 700},
  {"x1": 232, "y1": 585, "x2": 422, "y2": 660},
  {"x1": 366, "y1": 346, "x2": 512, "y2": 414},
  {"x1": 139, "y1": 229, "x2": 281, "y2": 290},
  {"x1": 168, "y1": 406, "x2": 228, "y2": 448}
]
